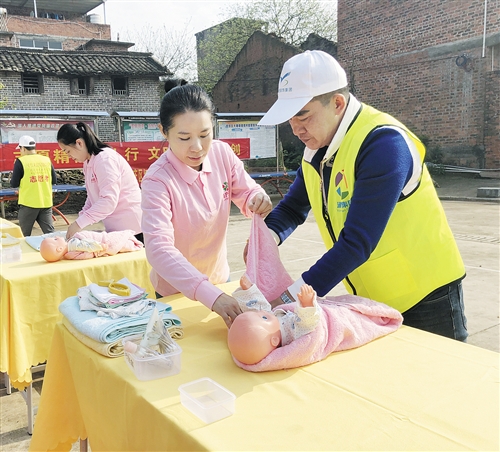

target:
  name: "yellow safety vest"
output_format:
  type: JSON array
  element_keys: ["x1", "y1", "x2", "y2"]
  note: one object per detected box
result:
[
  {"x1": 18, "y1": 154, "x2": 53, "y2": 208},
  {"x1": 302, "y1": 103, "x2": 465, "y2": 312}
]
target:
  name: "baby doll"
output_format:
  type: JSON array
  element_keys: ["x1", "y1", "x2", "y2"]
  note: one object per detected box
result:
[
  {"x1": 227, "y1": 275, "x2": 321, "y2": 365},
  {"x1": 40, "y1": 230, "x2": 143, "y2": 262}
]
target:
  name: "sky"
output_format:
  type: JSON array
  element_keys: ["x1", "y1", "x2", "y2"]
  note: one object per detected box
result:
[{"x1": 89, "y1": 0, "x2": 234, "y2": 41}]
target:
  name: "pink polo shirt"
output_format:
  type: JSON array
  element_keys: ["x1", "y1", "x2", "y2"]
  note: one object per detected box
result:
[
  {"x1": 141, "y1": 140, "x2": 265, "y2": 309},
  {"x1": 77, "y1": 148, "x2": 142, "y2": 234}
]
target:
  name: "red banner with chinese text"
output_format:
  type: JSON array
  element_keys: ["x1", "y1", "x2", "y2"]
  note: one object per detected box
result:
[
  {"x1": 1, "y1": 138, "x2": 249, "y2": 184},
  {"x1": 219, "y1": 138, "x2": 250, "y2": 160}
]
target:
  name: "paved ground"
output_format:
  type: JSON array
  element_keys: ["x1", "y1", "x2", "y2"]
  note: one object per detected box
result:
[{"x1": 1, "y1": 172, "x2": 499, "y2": 451}]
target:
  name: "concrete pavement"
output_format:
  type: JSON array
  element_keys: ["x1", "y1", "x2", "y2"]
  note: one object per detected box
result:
[{"x1": 1, "y1": 184, "x2": 499, "y2": 451}]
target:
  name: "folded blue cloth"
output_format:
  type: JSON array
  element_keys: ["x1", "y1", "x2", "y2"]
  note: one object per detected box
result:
[{"x1": 59, "y1": 296, "x2": 181, "y2": 343}]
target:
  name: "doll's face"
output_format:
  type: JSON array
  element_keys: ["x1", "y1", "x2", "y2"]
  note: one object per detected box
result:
[
  {"x1": 227, "y1": 311, "x2": 281, "y2": 365},
  {"x1": 39, "y1": 236, "x2": 67, "y2": 262}
]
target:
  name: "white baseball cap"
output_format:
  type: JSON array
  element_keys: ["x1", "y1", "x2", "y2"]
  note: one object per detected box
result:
[
  {"x1": 259, "y1": 50, "x2": 348, "y2": 126},
  {"x1": 16, "y1": 135, "x2": 36, "y2": 149}
]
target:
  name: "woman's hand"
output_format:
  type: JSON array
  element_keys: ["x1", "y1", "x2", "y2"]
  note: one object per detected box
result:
[
  {"x1": 66, "y1": 221, "x2": 83, "y2": 239},
  {"x1": 247, "y1": 193, "x2": 272, "y2": 217},
  {"x1": 212, "y1": 293, "x2": 243, "y2": 328}
]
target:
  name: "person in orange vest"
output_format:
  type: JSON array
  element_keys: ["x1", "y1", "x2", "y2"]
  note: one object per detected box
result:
[{"x1": 10, "y1": 135, "x2": 57, "y2": 236}]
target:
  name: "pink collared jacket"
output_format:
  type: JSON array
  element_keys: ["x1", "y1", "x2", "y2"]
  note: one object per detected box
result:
[
  {"x1": 141, "y1": 140, "x2": 266, "y2": 309},
  {"x1": 77, "y1": 147, "x2": 142, "y2": 234}
]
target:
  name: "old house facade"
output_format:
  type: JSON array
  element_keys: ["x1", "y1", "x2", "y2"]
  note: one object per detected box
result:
[
  {"x1": 0, "y1": 1, "x2": 170, "y2": 142},
  {"x1": 211, "y1": 30, "x2": 337, "y2": 164},
  {"x1": 337, "y1": 0, "x2": 500, "y2": 168}
]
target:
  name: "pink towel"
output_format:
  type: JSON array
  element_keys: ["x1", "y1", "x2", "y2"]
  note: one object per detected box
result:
[
  {"x1": 64, "y1": 230, "x2": 143, "y2": 260},
  {"x1": 246, "y1": 214, "x2": 293, "y2": 301},
  {"x1": 233, "y1": 295, "x2": 403, "y2": 372}
]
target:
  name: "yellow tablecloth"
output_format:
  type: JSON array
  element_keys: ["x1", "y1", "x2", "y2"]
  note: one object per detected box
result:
[
  {"x1": 0, "y1": 239, "x2": 154, "y2": 390},
  {"x1": 30, "y1": 282, "x2": 499, "y2": 451},
  {"x1": 0, "y1": 218, "x2": 23, "y2": 238}
]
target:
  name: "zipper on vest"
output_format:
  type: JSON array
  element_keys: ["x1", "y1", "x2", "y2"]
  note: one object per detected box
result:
[
  {"x1": 320, "y1": 161, "x2": 336, "y2": 244},
  {"x1": 320, "y1": 160, "x2": 357, "y2": 296}
]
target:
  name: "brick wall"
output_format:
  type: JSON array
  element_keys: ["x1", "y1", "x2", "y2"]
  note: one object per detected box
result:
[
  {"x1": 5, "y1": 16, "x2": 110, "y2": 46},
  {"x1": 337, "y1": 0, "x2": 500, "y2": 168},
  {"x1": 0, "y1": 72, "x2": 162, "y2": 142},
  {"x1": 484, "y1": 71, "x2": 500, "y2": 168},
  {"x1": 212, "y1": 31, "x2": 300, "y2": 113}
]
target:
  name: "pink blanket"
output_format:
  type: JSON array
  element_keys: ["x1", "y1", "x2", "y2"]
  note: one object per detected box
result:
[
  {"x1": 235, "y1": 214, "x2": 403, "y2": 372},
  {"x1": 64, "y1": 230, "x2": 143, "y2": 260},
  {"x1": 245, "y1": 214, "x2": 293, "y2": 301},
  {"x1": 233, "y1": 295, "x2": 403, "y2": 372}
]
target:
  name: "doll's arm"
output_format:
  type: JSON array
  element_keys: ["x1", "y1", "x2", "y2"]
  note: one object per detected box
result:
[
  {"x1": 297, "y1": 284, "x2": 316, "y2": 308},
  {"x1": 231, "y1": 274, "x2": 272, "y2": 312},
  {"x1": 292, "y1": 284, "x2": 321, "y2": 340}
]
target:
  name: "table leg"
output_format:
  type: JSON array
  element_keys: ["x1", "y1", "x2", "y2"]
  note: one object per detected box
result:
[
  {"x1": 3, "y1": 372, "x2": 12, "y2": 394},
  {"x1": 20, "y1": 382, "x2": 34, "y2": 435},
  {"x1": 80, "y1": 438, "x2": 88, "y2": 452}
]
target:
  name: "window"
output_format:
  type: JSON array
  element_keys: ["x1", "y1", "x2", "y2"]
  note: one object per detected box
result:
[
  {"x1": 112, "y1": 77, "x2": 128, "y2": 96},
  {"x1": 19, "y1": 38, "x2": 62, "y2": 50},
  {"x1": 492, "y1": 44, "x2": 499, "y2": 71},
  {"x1": 22, "y1": 73, "x2": 43, "y2": 94},
  {"x1": 70, "y1": 77, "x2": 94, "y2": 95}
]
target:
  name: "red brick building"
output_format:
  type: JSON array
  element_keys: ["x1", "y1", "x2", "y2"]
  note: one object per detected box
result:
[{"x1": 337, "y1": 0, "x2": 500, "y2": 168}]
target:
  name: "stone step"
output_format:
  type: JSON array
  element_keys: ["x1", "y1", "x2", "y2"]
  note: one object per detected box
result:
[{"x1": 477, "y1": 187, "x2": 500, "y2": 198}]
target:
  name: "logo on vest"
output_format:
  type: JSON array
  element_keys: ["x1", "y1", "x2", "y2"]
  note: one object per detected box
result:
[{"x1": 335, "y1": 170, "x2": 350, "y2": 210}]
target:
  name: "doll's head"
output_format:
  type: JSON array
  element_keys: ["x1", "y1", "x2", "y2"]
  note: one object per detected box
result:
[
  {"x1": 39, "y1": 236, "x2": 68, "y2": 262},
  {"x1": 227, "y1": 310, "x2": 281, "y2": 365}
]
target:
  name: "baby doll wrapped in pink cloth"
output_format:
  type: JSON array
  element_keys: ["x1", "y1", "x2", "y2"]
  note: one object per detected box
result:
[
  {"x1": 40, "y1": 230, "x2": 143, "y2": 262},
  {"x1": 231, "y1": 215, "x2": 403, "y2": 372}
]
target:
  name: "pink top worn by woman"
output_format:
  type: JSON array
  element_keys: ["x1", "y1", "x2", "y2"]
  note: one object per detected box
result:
[
  {"x1": 79, "y1": 148, "x2": 142, "y2": 234},
  {"x1": 141, "y1": 140, "x2": 265, "y2": 309}
]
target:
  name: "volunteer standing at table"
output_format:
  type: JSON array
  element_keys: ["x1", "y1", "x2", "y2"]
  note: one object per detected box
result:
[
  {"x1": 259, "y1": 50, "x2": 467, "y2": 341},
  {"x1": 57, "y1": 123, "x2": 143, "y2": 242},
  {"x1": 141, "y1": 79, "x2": 272, "y2": 328},
  {"x1": 10, "y1": 135, "x2": 57, "y2": 236}
]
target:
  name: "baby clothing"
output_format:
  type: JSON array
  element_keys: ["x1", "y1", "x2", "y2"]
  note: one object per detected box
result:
[
  {"x1": 64, "y1": 230, "x2": 143, "y2": 259},
  {"x1": 231, "y1": 283, "x2": 321, "y2": 346},
  {"x1": 67, "y1": 236, "x2": 104, "y2": 253}
]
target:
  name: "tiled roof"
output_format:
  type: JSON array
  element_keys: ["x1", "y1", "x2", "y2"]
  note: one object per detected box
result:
[{"x1": 0, "y1": 47, "x2": 171, "y2": 76}]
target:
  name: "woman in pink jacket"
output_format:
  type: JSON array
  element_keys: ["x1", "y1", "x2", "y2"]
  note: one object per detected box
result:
[
  {"x1": 57, "y1": 123, "x2": 142, "y2": 242},
  {"x1": 141, "y1": 79, "x2": 272, "y2": 327}
]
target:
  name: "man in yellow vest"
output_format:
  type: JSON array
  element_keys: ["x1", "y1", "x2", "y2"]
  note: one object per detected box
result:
[
  {"x1": 259, "y1": 50, "x2": 467, "y2": 341},
  {"x1": 10, "y1": 135, "x2": 57, "y2": 236}
]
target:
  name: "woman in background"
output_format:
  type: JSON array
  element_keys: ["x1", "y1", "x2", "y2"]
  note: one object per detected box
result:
[{"x1": 57, "y1": 122, "x2": 143, "y2": 242}]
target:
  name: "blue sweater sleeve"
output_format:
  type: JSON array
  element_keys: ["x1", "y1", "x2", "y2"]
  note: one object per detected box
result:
[
  {"x1": 264, "y1": 165, "x2": 311, "y2": 244},
  {"x1": 301, "y1": 128, "x2": 415, "y2": 296}
]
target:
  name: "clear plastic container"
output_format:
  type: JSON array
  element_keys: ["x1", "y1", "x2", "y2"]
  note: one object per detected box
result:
[
  {"x1": 122, "y1": 334, "x2": 182, "y2": 381},
  {"x1": 178, "y1": 378, "x2": 236, "y2": 423},
  {"x1": 1, "y1": 244, "x2": 22, "y2": 263}
]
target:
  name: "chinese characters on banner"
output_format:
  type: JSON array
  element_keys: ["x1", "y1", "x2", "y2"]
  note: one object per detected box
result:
[
  {"x1": 0, "y1": 139, "x2": 251, "y2": 184},
  {"x1": 219, "y1": 138, "x2": 250, "y2": 160}
]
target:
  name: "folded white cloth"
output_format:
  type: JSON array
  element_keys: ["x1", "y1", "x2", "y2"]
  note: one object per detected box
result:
[
  {"x1": 78, "y1": 286, "x2": 154, "y2": 319},
  {"x1": 88, "y1": 277, "x2": 146, "y2": 306}
]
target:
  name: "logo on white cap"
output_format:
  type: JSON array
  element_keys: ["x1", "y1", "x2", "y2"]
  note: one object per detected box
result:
[{"x1": 259, "y1": 50, "x2": 348, "y2": 126}]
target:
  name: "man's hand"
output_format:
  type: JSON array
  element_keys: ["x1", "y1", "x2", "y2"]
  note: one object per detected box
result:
[
  {"x1": 212, "y1": 293, "x2": 243, "y2": 328},
  {"x1": 247, "y1": 192, "x2": 272, "y2": 217}
]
